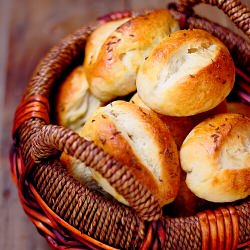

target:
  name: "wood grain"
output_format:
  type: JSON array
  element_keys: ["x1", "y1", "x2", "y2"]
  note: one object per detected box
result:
[
  {"x1": 1, "y1": 1, "x2": 128, "y2": 249},
  {"x1": 0, "y1": 0, "x2": 249, "y2": 249}
]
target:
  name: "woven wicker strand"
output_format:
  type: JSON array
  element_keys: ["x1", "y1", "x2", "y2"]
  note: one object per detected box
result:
[
  {"x1": 10, "y1": 146, "x2": 145, "y2": 249},
  {"x1": 31, "y1": 125, "x2": 162, "y2": 221},
  {"x1": 31, "y1": 161, "x2": 144, "y2": 249},
  {"x1": 176, "y1": 0, "x2": 250, "y2": 38},
  {"x1": 12, "y1": 95, "x2": 50, "y2": 136},
  {"x1": 11, "y1": 24, "x2": 153, "y2": 248},
  {"x1": 10, "y1": 1, "x2": 250, "y2": 249},
  {"x1": 168, "y1": 6, "x2": 250, "y2": 74}
]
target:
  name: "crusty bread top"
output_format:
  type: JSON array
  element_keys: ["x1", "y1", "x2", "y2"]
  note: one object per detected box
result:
[
  {"x1": 180, "y1": 113, "x2": 250, "y2": 202},
  {"x1": 136, "y1": 29, "x2": 235, "y2": 116},
  {"x1": 84, "y1": 9, "x2": 179, "y2": 102},
  {"x1": 55, "y1": 66, "x2": 101, "y2": 130},
  {"x1": 80, "y1": 100, "x2": 180, "y2": 206},
  {"x1": 84, "y1": 18, "x2": 130, "y2": 72},
  {"x1": 130, "y1": 93, "x2": 194, "y2": 149}
]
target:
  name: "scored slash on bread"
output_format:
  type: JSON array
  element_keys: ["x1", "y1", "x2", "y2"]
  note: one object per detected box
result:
[
  {"x1": 84, "y1": 9, "x2": 179, "y2": 102},
  {"x1": 57, "y1": 11, "x2": 249, "y2": 212},
  {"x1": 84, "y1": 18, "x2": 130, "y2": 71},
  {"x1": 136, "y1": 29, "x2": 235, "y2": 116},
  {"x1": 180, "y1": 113, "x2": 250, "y2": 202},
  {"x1": 62, "y1": 100, "x2": 180, "y2": 207}
]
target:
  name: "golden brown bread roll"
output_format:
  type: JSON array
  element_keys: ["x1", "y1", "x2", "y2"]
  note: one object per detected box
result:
[
  {"x1": 227, "y1": 102, "x2": 250, "y2": 117},
  {"x1": 136, "y1": 29, "x2": 235, "y2": 116},
  {"x1": 166, "y1": 169, "x2": 200, "y2": 217},
  {"x1": 84, "y1": 10, "x2": 179, "y2": 102},
  {"x1": 190, "y1": 99, "x2": 228, "y2": 126},
  {"x1": 130, "y1": 93, "x2": 193, "y2": 148},
  {"x1": 55, "y1": 66, "x2": 102, "y2": 131},
  {"x1": 84, "y1": 18, "x2": 130, "y2": 73},
  {"x1": 60, "y1": 153, "x2": 99, "y2": 191},
  {"x1": 65, "y1": 100, "x2": 180, "y2": 206},
  {"x1": 180, "y1": 113, "x2": 250, "y2": 202}
]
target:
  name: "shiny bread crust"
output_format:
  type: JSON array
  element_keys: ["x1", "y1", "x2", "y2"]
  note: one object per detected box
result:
[
  {"x1": 180, "y1": 113, "x2": 250, "y2": 202},
  {"x1": 80, "y1": 100, "x2": 180, "y2": 206},
  {"x1": 85, "y1": 10, "x2": 179, "y2": 102},
  {"x1": 136, "y1": 29, "x2": 235, "y2": 116}
]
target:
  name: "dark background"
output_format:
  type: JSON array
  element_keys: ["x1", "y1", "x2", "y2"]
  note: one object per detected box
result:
[{"x1": 0, "y1": 0, "x2": 249, "y2": 249}]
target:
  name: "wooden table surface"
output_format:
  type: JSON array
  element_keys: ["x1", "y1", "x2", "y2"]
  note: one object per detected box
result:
[{"x1": 0, "y1": 0, "x2": 249, "y2": 249}]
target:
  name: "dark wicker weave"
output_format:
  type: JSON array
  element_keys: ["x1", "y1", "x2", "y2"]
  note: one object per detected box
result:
[{"x1": 10, "y1": 0, "x2": 250, "y2": 249}]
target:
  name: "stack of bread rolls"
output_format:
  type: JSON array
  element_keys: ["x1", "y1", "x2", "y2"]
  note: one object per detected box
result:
[
  {"x1": 84, "y1": 9, "x2": 179, "y2": 102},
  {"x1": 63, "y1": 101, "x2": 180, "y2": 206},
  {"x1": 55, "y1": 9, "x2": 249, "y2": 216},
  {"x1": 130, "y1": 93, "x2": 194, "y2": 149}
]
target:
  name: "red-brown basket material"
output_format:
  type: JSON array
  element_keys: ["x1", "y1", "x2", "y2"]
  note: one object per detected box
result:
[{"x1": 10, "y1": 0, "x2": 250, "y2": 249}]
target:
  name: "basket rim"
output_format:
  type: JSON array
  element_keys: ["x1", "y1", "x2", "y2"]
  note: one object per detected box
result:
[{"x1": 11, "y1": 6, "x2": 250, "y2": 250}]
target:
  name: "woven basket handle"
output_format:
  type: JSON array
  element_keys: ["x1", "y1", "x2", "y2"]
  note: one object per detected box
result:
[
  {"x1": 31, "y1": 124, "x2": 162, "y2": 221},
  {"x1": 176, "y1": 0, "x2": 250, "y2": 38},
  {"x1": 11, "y1": 14, "x2": 162, "y2": 222},
  {"x1": 13, "y1": 3, "x2": 249, "y2": 224}
]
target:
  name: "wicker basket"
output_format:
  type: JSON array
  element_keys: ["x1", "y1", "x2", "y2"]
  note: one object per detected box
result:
[{"x1": 10, "y1": 0, "x2": 250, "y2": 249}]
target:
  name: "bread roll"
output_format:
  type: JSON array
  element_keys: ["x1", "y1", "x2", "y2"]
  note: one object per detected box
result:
[
  {"x1": 130, "y1": 93, "x2": 193, "y2": 148},
  {"x1": 180, "y1": 113, "x2": 250, "y2": 202},
  {"x1": 84, "y1": 18, "x2": 130, "y2": 72},
  {"x1": 84, "y1": 10, "x2": 179, "y2": 102},
  {"x1": 55, "y1": 66, "x2": 102, "y2": 131},
  {"x1": 191, "y1": 99, "x2": 228, "y2": 126},
  {"x1": 72, "y1": 100, "x2": 180, "y2": 206},
  {"x1": 60, "y1": 153, "x2": 98, "y2": 190},
  {"x1": 166, "y1": 169, "x2": 200, "y2": 216},
  {"x1": 136, "y1": 29, "x2": 235, "y2": 116},
  {"x1": 227, "y1": 102, "x2": 250, "y2": 117}
]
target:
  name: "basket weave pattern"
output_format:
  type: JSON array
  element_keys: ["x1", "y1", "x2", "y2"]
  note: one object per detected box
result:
[{"x1": 10, "y1": 0, "x2": 250, "y2": 249}]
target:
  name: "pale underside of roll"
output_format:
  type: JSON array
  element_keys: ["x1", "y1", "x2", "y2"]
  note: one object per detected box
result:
[
  {"x1": 227, "y1": 102, "x2": 250, "y2": 117},
  {"x1": 55, "y1": 66, "x2": 102, "y2": 131}
]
